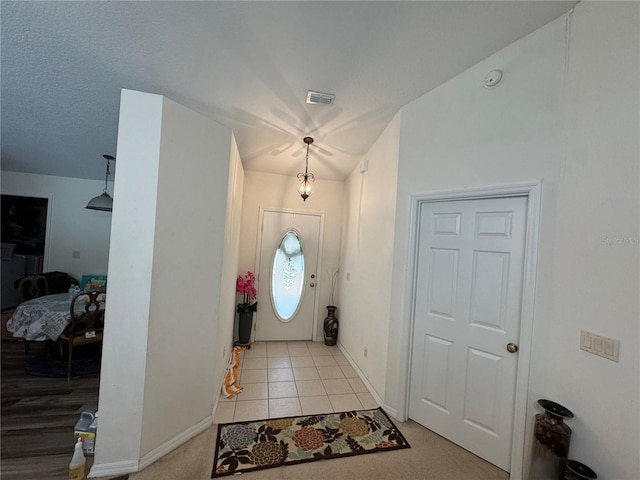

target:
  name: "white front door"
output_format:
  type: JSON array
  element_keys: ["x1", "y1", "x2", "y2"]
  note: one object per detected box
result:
[
  {"x1": 409, "y1": 196, "x2": 527, "y2": 471},
  {"x1": 255, "y1": 210, "x2": 321, "y2": 341}
]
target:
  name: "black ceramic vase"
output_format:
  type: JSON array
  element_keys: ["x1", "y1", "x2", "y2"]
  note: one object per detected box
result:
[
  {"x1": 238, "y1": 311, "x2": 253, "y2": 345},
  {"x1": 531, "y1": 399, "x2": 574, "y2": 480},
  {"x1": 323, "y1": 306, "x2": 338, "y2": 346}
]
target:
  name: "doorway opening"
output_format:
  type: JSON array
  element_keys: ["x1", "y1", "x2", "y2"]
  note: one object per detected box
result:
[{"x1": 1, "y1": 194, "x2": 49, "y2": 309}]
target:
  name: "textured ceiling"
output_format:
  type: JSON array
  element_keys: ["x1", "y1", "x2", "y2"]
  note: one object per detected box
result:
[{"x1": 1, "y1": 1, "x2": 576, "y2": 182}]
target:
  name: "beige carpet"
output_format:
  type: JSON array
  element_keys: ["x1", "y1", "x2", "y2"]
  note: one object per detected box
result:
[{"x1": 105, "y1": 418, "x2": 508, "y2": 480}]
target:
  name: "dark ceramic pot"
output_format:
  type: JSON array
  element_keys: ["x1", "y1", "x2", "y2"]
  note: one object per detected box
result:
[
  {"x1": 564, "y1": 460, "x2": 597, "y2": 480},
  {"x1": 531, "y1": 399, "x2": 574, "y2": 480},
  {"x1": 323, "y1": 306, "x2": 338, "y2": 346}
]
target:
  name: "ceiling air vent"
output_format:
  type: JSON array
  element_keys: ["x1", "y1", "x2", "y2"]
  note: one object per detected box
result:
[{"x1": 306, "y1": 90, "x2": 335, "y2": 106}]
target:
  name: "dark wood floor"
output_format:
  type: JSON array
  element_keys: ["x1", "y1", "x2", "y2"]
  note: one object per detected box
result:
[{"x1": 1, "y1": 340, "x2": 100, "y2": 479}]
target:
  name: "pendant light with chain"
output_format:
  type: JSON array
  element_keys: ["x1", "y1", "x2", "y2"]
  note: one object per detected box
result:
[
  {"x1": 86, "y1": 154, "x2": 115, "y2": 211},
  {"x1": 297, "y1": 137, "x2": 315, "y2": 201}
]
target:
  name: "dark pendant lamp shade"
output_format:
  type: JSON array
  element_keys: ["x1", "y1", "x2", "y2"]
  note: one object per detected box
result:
[{"x1": 86, "y1": 155, "x2": 115, "y2": 212}]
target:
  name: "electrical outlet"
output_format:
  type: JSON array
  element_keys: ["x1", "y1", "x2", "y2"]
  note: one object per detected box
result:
[
  {"x1": 580, "y1": 330, "x2": 620, "y2": 362},
  {"x1": 363, "y1": 346, "x2": 368, "y2": 358}
]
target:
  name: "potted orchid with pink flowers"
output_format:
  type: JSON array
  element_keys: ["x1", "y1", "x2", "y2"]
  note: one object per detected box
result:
[
  {"x1": 236, "y1": 271, "x2": 258, "y2": 314},
  {"x1": 236, "y1": 271, "x2": 258, "y2": 345}
]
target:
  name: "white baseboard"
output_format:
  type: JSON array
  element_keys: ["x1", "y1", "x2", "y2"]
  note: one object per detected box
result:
[
  {"x1": 138, "y1": 416, "x2": 212, "y2": 470},
  {"x1": 336, "y1": 342, "x2": 385, "y2": 409},
  {"x1": 89, "y1": 416, "x2": 212, "y2": 478},
  {"x1": 89, "y1": 459, "x2": 139, "y2": 478},
  {"x1": 381, "y1": 403, "x2": 399, "y2": 420},
  {"x1": 335, "y1": 344, "x2": 402, "y2": 422}
]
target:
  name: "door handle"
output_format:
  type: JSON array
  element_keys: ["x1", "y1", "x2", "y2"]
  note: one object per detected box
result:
[{"x1": 506, "y1": 342, "x2": 519, "y2": 353}]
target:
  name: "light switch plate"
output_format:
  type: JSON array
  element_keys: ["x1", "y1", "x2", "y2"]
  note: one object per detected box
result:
[{"x1": 580, "y1": 330, "x2": 620, "y2": 362}]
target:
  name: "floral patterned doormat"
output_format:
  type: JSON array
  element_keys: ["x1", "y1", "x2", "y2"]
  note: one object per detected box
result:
[{"x1": 212, "y1": 407, "x2": 410, "y2": 477}]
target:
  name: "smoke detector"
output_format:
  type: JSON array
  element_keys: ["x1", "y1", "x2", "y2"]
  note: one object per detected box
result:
[
  {"x1": 484, "y1": 69, "x2": 503, "y2": 89},
  {"x1": 306, "y1": 90, "x2": 335, "y2": 106}
]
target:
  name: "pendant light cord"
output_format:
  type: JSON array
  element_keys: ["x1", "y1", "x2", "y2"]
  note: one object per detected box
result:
[
  {"x1": 102, "y1": 154, "x2": 115, "y2": 194},
  {"x1": 103, "y1": 159, "x2": 111, "y2": 194}
]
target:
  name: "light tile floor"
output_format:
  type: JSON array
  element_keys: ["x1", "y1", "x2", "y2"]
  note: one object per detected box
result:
[{"x1": 214, "y1": 341, "x2": 379, "y2": 423}]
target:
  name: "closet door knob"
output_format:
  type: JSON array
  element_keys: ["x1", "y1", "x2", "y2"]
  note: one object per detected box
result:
[{"x1": 506, "y1": 343, "x2": 519, "y2": 353}]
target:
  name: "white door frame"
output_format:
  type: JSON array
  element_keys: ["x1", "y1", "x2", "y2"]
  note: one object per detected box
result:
[
  {"x1": 254, "y1": 207, "x2": 325, "y2": 342},
  {"x1": 398, "y1": 181, "x2": 542, "y2": 478}
]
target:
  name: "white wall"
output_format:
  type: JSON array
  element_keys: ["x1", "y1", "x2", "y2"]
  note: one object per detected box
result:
[
  {"x1": 537, "y1": 3, "x2": 639, "y2": 478},
  {"x1": 239, "y1": 171, "x2": 344, "y2": 341},
  {"x1": 93, "y1": 89, "x2": 162, "y2": 473},
  {"x1": 382, "y1": 3, "x2": 638, "y2": 479},
  {"x1": 1, "y1": 171, "x2": 112, "y2": 281},
  {"x1": 92, "y1": 89, "x2": 236, "y2": 475},
  {"x1": 338, "y1": 114, "x2": 400, "y2": 398},
  {"x1": 141, "y1": 93, "x2": 232, "y2": 457},
  {"x1": 215, "y1": 132, "x2": 245, "y2": 397}
]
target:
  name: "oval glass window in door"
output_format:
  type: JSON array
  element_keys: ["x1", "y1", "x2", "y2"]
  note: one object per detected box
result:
[{"x1": 271, "y1": 230, "x2": 305, "y2": 322}]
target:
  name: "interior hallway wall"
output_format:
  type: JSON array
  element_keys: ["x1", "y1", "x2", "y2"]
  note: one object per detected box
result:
[
  {"x1": 338, "y1": 114, "x2": 400, "y2": 399},
  {"x1": 92, "y1": 89, "x2": 235, "y2": 476},
  {"x1": 216, "y1": 132, "x2": 245, "y2": 389},
  {"x1": 384, "y1": 3, "x2": 638, "y2": 479},
  {"x1": 238, "y1": 171, "x2": 344, "y2": 341}
]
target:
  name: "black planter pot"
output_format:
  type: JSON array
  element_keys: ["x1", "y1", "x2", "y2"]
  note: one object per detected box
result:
[{"x1": 238, "y1": 311, "x2": 254, "y2": 345}]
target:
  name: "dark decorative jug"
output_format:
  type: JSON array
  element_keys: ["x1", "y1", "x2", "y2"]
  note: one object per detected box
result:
[
  {"x1": 531, "y1": 399, "x2": 574, "y2": 479},
  {"x1": 323, "y1": 306, "x2": 338, "y2": 346}
]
